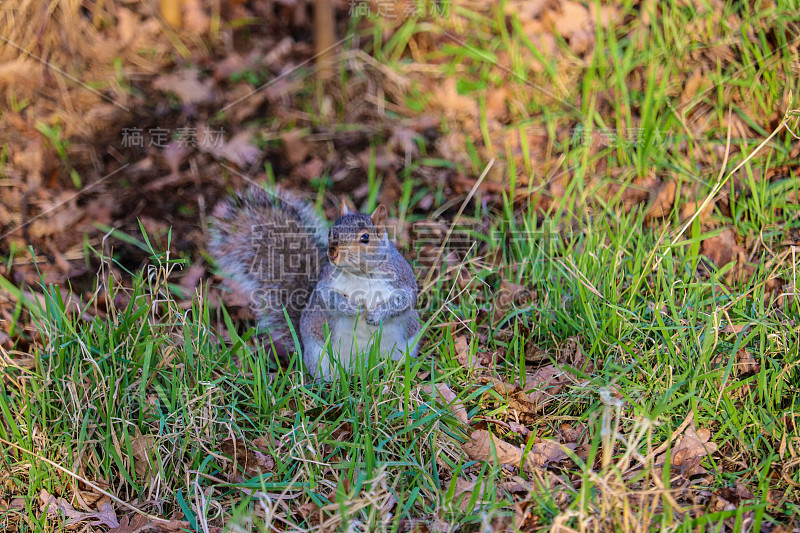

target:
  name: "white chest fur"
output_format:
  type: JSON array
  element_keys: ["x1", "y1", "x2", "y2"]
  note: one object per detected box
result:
[
  {"x1": 328, "y1": 271, "x2": 409, "y2": 361},
  {"x1": 330, "y1": 271, "x2": 394, "y2": 309}
]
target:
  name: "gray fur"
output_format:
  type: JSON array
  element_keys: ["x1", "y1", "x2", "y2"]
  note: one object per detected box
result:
[
  {"x1": 300, "y1": 217, "x2": 420, "y2": 379},
  {"x1": 209, "y1": 185, "x2": 328, "y2": 346},
  {"x1": 210, "y1": 186, "x2": 420, "y2": 379}
]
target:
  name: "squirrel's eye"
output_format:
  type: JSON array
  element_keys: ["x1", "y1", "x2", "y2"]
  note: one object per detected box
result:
[{"x1": 360, "y1": 233, "x2": 370, "y2": 244}]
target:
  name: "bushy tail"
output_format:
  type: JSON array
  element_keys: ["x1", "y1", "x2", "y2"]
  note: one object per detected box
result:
[{"x1": 209, "y1": 185, "x2": 328, "y2": 347}]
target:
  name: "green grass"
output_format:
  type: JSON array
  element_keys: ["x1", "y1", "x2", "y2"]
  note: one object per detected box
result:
[
  {"x1": 2, "y1": 179, "x2": 798, "y2": 529},
  {"x1": 2, "y1": 0, "x2": 800, "y2": 531}
]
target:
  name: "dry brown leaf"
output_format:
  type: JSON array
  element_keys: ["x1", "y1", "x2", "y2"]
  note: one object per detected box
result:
[
  {"x1": 432, "y1": 78, "x2": 475, "y2": 118},
  {"x1": 504, "y1": 0, "x2": 550, "y2": 20},
  {"x1": 282, "y1": 130, "x2": 310, "y2": 165},
  {"x1": 558, "y1": 422, "x2": 586, "y2": 444},
  {"x1": 589, "y1": 3, "x2": 622, "y2": 28},
  {"x1": 721, "y1": 112, "x2": 752, "y2": 139},
  {"x1": 527, "y1": 439, "x2": 570, "y2": 467},
  {"x1": 518, "y1": 19, "x2": 558, "y2": 69},
  {"x1": 293, "y1": 157, "x2": 326, "y2": 182},
  {"x1": 108, "y1": 514, "x2": 191, "y2": 533},
  {"x1": 28, "y1": 199, "x2": 83, "y2": 238},
  {"x1": 547, "y1": 1, "x2": 593, "y2": 54},
  {"x1": 723, "y1": 323, "x2": 746, "y2": 334},
  {"x1": 220, "y1": 438, "x2": 276, "y2": 478},
  {"x1": 462, "y1": 430, "x2": 568, "y2": 472},
  {"x1": 680, "y1": 69, "x2": 709, "y2": 106},
  {"x1": 644, "y1": 180, "x2": 677, "y2": 223},
  {"x1": 462, "y1": 429, "x2": 525, "y2": 467},
  {"x1": 487, "y1": 365, "x2": 571, "y2": 416},
  {"x1": 716, "y1": 481, "x2": 756, "y2": 507},
  {"x1": 152, "y1": 69, "x2": 215, "y2": 105},
  {"x1": 702, "y1": 228, "x2": 745, "y2": 268},
  {"x1": 422, "y1": 383, "x2": 469, "y2": 425},
  {"x1": 507, "y1": 420, "x2": 531, "y2": 437},
  {"x1": 735, "y1": 347, "x2": 760, "y2": 375},
  {"x1": 297, "y1": 500, "x2": 323, "y2": 527},
  {"x1": 523, "y1": 340, "x2": 549, "y2": 363},
  {"x1": 557, "y1": 336, "x2": 585, "y2": 367},
  {"x1": 499, "y1": 477, "x2": 534, "y2": 494},
  {"x1": 452, "y1": 477, "x2": 498, "y2": 511},
  {"x1": 40, "y1": 489, "x2": 119, "y2": 528},
  {"x1": 493, "y1": 280, "x2": 536, "y2": 326},
  {"x1": 486, "y1": 88, "x2": 508, "y2": 122},
  {"x1": 453, "y1": 334, "x2": 484, "y2": 370},
  {"x1": 196, "y1": 126, "x2": 260, "y2": 168},
  {"x1": 178, "y1": 264, "x2": 206, "y2": 291},
  {"x1": 0, "y1": 497, "x2": 26, "y2": 510},
  {"x1": 160, "y1": 142, "x2": 192, "y2": 176},
  {"x1": 131, "y1": 434, "x2": 156, "y2": 478},
  {"x1": 183, "y1": 0, "x2": 210, "y2": 33},
  {"x1": 655, "y1": 424, "x2": 718, "y2": 479},
  {"x1": 680, "y1": 198, "x2": 715, "y2": 224}
]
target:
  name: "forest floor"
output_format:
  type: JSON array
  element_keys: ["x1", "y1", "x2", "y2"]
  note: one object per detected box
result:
[{"x1": 1, "y1": 0, "x2": 799, "y2": 531}]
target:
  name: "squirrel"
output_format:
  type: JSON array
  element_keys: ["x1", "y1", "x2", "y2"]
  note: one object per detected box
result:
[{"x1": 209, "y1": 185, "x2": 420, "y2": 379}]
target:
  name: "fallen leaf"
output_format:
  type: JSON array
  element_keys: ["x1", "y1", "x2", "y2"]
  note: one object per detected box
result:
[
  {"x1": 644, "y1": 180, "x2": 677, "y2": 223},
  {"x1": 131, "y1": 434, "x2": 157, "y2": 478},
  {"x1": 558, "y1": 422, "x2": 586, "y2": 443},
  {"x1": 152, "y1": 69, "x2": 215, "y2": 105},
  {"x1": 547, "y1": 1, "x2": 593, "y2": 54},
  {"x1": 182, "y1": 0, "x2": 210, "y2": 33},
  {"x1": 723, "y1": 324, "x2": 746, "y2": 334},
  {"x1": 702, "y1": 228, "x2": 745, "y2": 268},
  {"x1": 220, "y1": 438, "x2": 276, "y2": 478},
  {"x1": 281, "y1": 129, "x2": 310, "y2": 165},
  {"x1": 28, "y1": 195, "x2": 83, "y2": 238},
  {"x1": 432, "y1": 78, "x2": 475, "y2": 118},
  {"x1": 655, "y1": 424, "x2": 718, "y2": 479},
  {"x1": 486, "y1": 365, "x2": 571, "y2": 417},
  {"x1": 0, "y1": 497, "x2": 25, "y2": 510},
  {"x1": 160, "y1": 142, "x2": 192, "y2": 175},
  {"x1": 523, "y1": 339, "x2": 549, "y2": 363},
  {"x1": 499, "y1": 477, "x2": 534, "y2": 494},
  {"x1": 735, "y1": 347, "x2": 760, "y2": 375},
  {"x1": 679, "y1": 69, "x2": 709, "y2": 106},
  {"x1": 422, "y1": 383, "x2": 469, "y2": 425},
  {"x1": 492, "y1": 280, "x2": 536, "y2": 326},
  {"x1": 452, "y1": 477, "x2": 497, "y2": 511},
  {"x1": 557, "y1": 336, "x2": 586, "y2": 367},
  {"x1": 297, "y1": 500, "x2": 323, "y2": 527},
  {"x1": 196, "y1": 126, "x2": 259, "y2": 168},
  {"x1": 527, "y1": 439, "x2": 570, "y2": 467},
  {"x1": 680, "y1": 198, "x2": 715, "y2": 224},
  {"x1": 507, "y1": 420, "x2": 531, "y2": 437},
  {"x1": 453, "y1": 335, "x2": 484, "y2": 370},
  {"x1": 716, "y1": 481, "x2": 756, "y2": 507},
  {"x1": 40, "y1": 489, "x2": 119, "y2": 528},
  {"x1": 462, "y1": 429, "x2": 525, "y2": 467},
  {"x1": 108, "y1": 514, "x2": 192, "y2": 533},
  {"x1": 178, "y1": 264, "x2": 206, "y2": 292},
  {"x1": 462, "y1": 430, "x2": 568, "y2": 472},
  {"x1": 486, "y1": 88, "x2": 508, "y2": 122}
]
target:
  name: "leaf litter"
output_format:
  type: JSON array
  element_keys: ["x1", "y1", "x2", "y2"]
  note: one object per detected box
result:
[{"x1": 0, "y1": 0, "x2": 795, "y2": 529}]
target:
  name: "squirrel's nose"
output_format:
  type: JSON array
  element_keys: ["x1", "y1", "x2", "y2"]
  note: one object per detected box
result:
[{"x1": 327, "y1": 246, "x2": 338, "y2": 263}]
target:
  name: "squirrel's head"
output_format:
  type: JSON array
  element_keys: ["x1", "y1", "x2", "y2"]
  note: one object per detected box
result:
[{"x1": 327, "y1": 203, "x2": 389, "y2": 275}]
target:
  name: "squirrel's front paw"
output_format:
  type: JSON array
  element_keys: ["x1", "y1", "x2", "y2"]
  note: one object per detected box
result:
[{"x1": 365, "y1": 310, "x2": 383, "y2": 325}]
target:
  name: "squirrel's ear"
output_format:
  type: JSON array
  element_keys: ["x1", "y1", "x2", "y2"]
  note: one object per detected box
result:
[
  {"x1": 371, "y1": 205, "x2": 388, "y2": 240},
  {"x1": 370, "y1": 204, "x2": 388, "y2": 227},
  {"x1": 339, "y1": 198, "x2": 350, "y2": 216}
]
